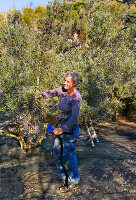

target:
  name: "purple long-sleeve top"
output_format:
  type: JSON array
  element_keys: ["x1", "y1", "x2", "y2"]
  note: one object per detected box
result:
[{"x1": 41, "y1": 87, "x2": 82, "y2": 132}]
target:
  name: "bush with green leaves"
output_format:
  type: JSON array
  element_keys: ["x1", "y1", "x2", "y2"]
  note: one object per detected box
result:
[{"x1": 0, "y1": 0, "x2": 135, "y2": 143}]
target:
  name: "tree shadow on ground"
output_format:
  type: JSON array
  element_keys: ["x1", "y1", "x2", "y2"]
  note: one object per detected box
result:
[
  {"x1": 0, "y1": 134, "x2": 56, "y2": 200},
  {"x1": 0, "y1": 122, "x2": 136, "y2": 199},
  {"x1": 74, "y1": 128, "x2": 136, "y2": 200},
  {"x1": 116, "y1": 129, "x2": 136, "y2": 140}
]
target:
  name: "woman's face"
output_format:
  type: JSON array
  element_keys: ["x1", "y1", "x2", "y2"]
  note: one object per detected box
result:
[{"x1": 64, "y1": 76, "x2": 75, "y2": 90}]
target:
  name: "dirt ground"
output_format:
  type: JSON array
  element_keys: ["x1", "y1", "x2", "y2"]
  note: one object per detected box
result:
[{"x1": 0, "y1": 119, "x2": 136, "y2": 200}]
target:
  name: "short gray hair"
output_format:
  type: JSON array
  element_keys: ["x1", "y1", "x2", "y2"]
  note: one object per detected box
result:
[{"x1": 66, "y1": 72, "x2": 81, "y2": 85}]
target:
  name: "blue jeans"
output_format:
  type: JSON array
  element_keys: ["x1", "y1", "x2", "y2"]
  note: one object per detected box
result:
[{"x1": 53, "y1": 125, "x2": 80, "y2": 186}]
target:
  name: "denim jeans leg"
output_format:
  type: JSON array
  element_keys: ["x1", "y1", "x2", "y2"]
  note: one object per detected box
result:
[
  {"x1": 63, "y1": 137, "x2": 80, "y2": 185},
  {"x1": 53, "y1": 131, "x2": 80, "y2": 185},
  {"x1": 53, "y1": 136, "x2": 65, "y2": 180}
]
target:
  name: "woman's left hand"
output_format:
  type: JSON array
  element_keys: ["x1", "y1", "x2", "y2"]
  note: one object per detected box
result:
[{"x1": 53, "y1": 128, "x2": 63, "y2": 135}]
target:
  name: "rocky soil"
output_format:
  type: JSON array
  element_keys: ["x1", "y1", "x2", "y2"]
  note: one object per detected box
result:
[{"x1": 0, "y1": 119, "x2": 136, "y2": 200}]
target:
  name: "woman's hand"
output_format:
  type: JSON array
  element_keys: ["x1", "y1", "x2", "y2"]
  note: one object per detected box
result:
[
  {"x1": 53, "y1": 128, "x2": 63, "y2": 135},
  {"x1": 38, "y1": 92, "x2": 43, "y2": 97}
]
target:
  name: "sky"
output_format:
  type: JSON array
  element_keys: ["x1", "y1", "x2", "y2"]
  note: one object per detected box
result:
[{"x1": 0, "y1": 0, "x2": 50, "y2": 13}]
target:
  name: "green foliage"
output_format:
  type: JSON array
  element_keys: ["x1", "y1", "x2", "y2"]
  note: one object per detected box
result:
[
  {"x1": 0, "y1": 0, "x2": 136, "y2": 142},
  {"x1": 35, "y1": 6, "x2": 47, "y2": 18},
  {"x1": 0, "y1": 12, "x2": 5, "y2": 29},
  {"x1": 7, "y1": 9, "x2": 22, "y2": 24},
  {"x1": 22, "y1": 7, "x2": 35, "y2": 26}
]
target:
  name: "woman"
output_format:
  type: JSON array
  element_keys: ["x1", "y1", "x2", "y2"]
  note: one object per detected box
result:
[{"x1": 40, "y1": 72, "x2": 82, "y2": 192}]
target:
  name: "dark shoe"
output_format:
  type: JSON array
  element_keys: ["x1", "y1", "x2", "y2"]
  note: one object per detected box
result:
[{"x1": 56, "y1": 184, "x2": 78, "y2": 193}]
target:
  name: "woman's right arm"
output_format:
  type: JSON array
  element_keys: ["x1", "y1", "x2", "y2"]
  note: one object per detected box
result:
[{"x1": 40, "y1": 87, "x2": 62, "y2": 98}]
